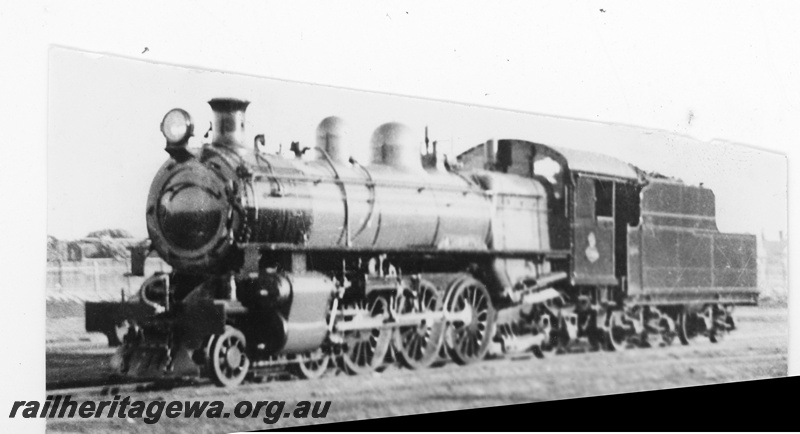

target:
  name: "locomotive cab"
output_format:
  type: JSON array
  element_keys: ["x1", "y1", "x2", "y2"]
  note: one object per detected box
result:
[{"x1": 458, "y1": 139, "x2": 644, "y2": 295}]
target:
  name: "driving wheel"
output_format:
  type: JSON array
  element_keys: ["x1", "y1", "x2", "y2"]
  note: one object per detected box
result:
[
  {"x1": 393, "y1": 279, "x2": 446, "y2": 369},
  {"x1": 340, "y1": 296, "x2": 392, "y2": 375},
  {"x1": 293, "y1": 349, "x2": 330, "y2": 380},
  {"x1": 444, "y1": 277, "x2": 496, "y2": 365}
]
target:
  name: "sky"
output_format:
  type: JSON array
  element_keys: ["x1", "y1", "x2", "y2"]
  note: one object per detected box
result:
[{"x1": 48, "y1": 47, "x2": 787, "y2": 241}]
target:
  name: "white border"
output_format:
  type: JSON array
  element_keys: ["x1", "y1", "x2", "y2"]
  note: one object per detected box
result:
[{"x1": 1, "y1": 2, "x2": 796, "y2": 432}]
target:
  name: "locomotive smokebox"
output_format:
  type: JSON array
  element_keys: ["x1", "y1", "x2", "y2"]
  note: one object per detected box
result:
[{"x1": 209, "y1": 98, "x2": 250, "y2": 153}]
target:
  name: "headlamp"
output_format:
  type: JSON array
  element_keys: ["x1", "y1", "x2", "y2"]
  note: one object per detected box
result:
[{"x1": 160, "y1": 108, "x2": 194, "y2": 144}]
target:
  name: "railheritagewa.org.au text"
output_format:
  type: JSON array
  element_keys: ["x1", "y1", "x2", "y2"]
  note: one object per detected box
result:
[{"x1": 9, "y1": 395, "x2": 331, "y2": 424}]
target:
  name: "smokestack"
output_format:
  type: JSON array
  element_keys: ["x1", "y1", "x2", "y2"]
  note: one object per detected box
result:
[{"x1": 208, "y1": 98, "x2": 250, "y2": 152}]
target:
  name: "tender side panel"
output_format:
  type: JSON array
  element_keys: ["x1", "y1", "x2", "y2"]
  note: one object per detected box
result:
[
  {"x1": 713, "y1": 233, "x2": 758, "y2": 289},
  {"x1": 627, "y1": 181, "x2": 758, "y2": 304},
  {"x1": 640, "y1": 227, "x2": 712, "y2": 290},
  {"x1": 639, "y1": 180, "x2": 718, "y2": 230}
]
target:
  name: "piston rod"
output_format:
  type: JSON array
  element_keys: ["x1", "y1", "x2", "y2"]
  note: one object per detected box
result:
[{"x1": 334, "y1": 308, "x2": 473, "y2": 332}]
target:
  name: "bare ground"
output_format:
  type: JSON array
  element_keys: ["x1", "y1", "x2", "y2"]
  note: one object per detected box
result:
[{"x1": 46, "y1": 306, "x2": 787, "y2": 433}]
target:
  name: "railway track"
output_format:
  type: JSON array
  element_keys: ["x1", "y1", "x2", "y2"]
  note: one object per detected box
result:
[{"x1": 46, "y1": 330, "x2": 786, "y2": 399}]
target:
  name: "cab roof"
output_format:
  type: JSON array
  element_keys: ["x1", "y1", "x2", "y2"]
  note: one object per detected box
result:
[
  {"x1": 542, "y1": 144, "x2": 641, "y2": 181},
  {"x1": 457, "y1": 140, "x2": 642, "y2": 181}
]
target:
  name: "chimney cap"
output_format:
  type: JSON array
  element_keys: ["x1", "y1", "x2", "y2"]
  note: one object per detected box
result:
[
  {"x1": 207, "y1": 98, "x2": 251, "y2": 152},
  {"x1": 208, "y1": 98, "x2": 250, "y2": 112}
]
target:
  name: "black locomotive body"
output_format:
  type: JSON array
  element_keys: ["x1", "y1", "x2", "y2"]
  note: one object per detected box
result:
[{"x1": 86, "y1": 98, "x2": 758, "y2": 386}]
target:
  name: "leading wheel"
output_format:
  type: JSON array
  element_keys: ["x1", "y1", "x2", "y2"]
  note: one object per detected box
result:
[
  {"x1": 341, "y1": 296, "x2": 392, "y2": 375},
  {"x1": 393, "y1": 279, "x2": 446, "y2": 369},
  {"x1": 209, "y1": 325, "x2": 250, "y2": 387},
  {"x1": 444, "y1": 277, "x2": 496, "y2": 365},
  {"x1": 292, "y1": 349, "x2": 330, "y2": 380}
]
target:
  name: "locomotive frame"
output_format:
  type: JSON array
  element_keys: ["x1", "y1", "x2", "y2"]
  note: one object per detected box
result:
[{"x1": 86, "y1": 98, "x2": 758, "y2": 387}]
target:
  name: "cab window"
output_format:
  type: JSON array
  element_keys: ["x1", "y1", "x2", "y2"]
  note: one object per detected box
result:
[
  {"x1": 533, "y1": 155, "x2": 564, "y2": 199},
  {"x1": 595, "y1": 179, "x2": 614, "y2": 218}
]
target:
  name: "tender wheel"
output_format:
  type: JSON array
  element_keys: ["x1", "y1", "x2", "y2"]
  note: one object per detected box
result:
[
  {"x1": 587, "y1": 324, "x2": 605, "y2": 351},
  {"x1": 292, "y1": 349, "x2": 330, "y2": 380},
  {"x1": 725, "y1": 313, "x2": 736, "y2": 331},
  {"x1": 341, "y1": 296, "x2": 392, "y2": 375},
  {"x1": 209, "y1": 325, "x2": 250, "y2": 387},
  {"x1": 635, "y1": 307, "x2": 674, "y2": 348},
  {"x1": 659, "y1": 317, "x2": 676, "y2": 346},
  {"x1": 444, "y1": 277, "x2": 496, "y2": 365},
  {"x1": 677, "y1": 307, "x2": 699, "y2": 345},
  {"x1": 393, "y1": 279, "x2": 446, "y2": 369},
  {"x1": 708, "y1": 305, "x2": 729, "y2": 344},
  {"x1": 604, "y1": 310, "x2": 628, "y2": 351}
]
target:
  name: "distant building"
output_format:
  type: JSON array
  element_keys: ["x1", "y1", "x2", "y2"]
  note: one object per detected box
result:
[{"x1": 47, "y1": 236, "x2": 68, "y2": 262}]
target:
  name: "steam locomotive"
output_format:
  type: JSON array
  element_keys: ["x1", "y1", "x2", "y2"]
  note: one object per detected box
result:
[{"x1": 86, "y1": 98, "x2": 758, "y2": 386}]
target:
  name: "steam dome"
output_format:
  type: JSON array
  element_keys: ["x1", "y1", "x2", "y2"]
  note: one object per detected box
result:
[
  {"x1": 315, "y1": 116, "x2": 351, "y2": 164},
  {"x1": 369, "y1": 122, "x2": 423, "y2": 172}
]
